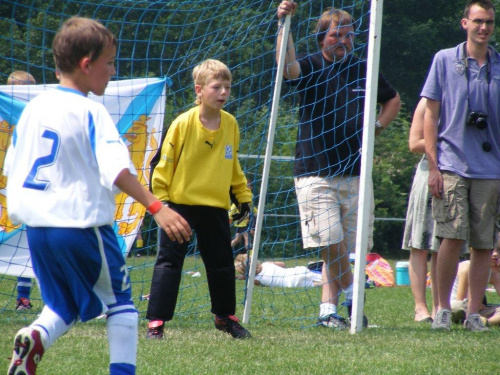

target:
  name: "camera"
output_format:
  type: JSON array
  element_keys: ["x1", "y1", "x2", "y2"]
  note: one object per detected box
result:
[{"x1": 467, "y1": 111, "x2": 488, "y2": 130}]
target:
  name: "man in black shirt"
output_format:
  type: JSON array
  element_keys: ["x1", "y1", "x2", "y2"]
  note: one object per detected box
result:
[{"x1": 276, "y1": 1, "x2": 401, "y2": 328}]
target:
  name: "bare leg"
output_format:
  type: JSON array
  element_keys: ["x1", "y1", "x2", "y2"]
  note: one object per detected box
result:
[
  {"x1": 409, "y1": 248, "x2": 431, "y2": 321},
  {"x1": 436, "y1": 238, "x2": 463, "y2": 311},
  {"x1": 321, "y1": 241, "x2": 352, "y2": 293},
  {"x1": 486, "y1": 309, "x2": 500, "y2": 326},
  {"x1": 321, "y1": 263, "x2": 340, "y2": 306},
  {"x1": 430, "y1": 252, "x2": 438, "y2": 318},
  {"x1": 467, "y1": 248, "x2": 492, "y2": 316},
  {"x1": 231, "y1": 233, "x2": 242, "y2": 248},
  {"x1": 454, "y1": 261, "x2": 470, "y2": 301},
  {"x1": 242, "y1": 232, "x2": 249, "y2": 249}
]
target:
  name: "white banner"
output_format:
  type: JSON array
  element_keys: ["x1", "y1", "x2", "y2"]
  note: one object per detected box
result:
[{"x1": 0, "y1": 77, "x2": 168, "y2": 277}]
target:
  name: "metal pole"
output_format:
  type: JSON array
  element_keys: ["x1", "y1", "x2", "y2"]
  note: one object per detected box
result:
[
  {"x1": 351, "y1": 0, "x2": 384, "y2": 334},
  {"x1": 242, "y1": 13, "x2": 291, "y2": 324}
]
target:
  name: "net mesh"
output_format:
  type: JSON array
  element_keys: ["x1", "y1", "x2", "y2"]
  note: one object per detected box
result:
[{"x1": 0, "y1": 0, "x2": 372, "y2": 328}]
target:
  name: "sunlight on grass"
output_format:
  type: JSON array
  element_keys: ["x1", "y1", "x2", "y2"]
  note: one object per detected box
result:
[{"x1": 2, "y1": 269, "x2": 500, "y2": 374}]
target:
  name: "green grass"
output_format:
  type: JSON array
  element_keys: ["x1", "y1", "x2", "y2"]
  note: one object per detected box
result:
[{"x1": 1, "y1": 256, "x2": 499, "y2": 374}]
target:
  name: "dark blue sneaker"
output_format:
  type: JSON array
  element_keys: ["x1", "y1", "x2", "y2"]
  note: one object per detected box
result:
[
  {"x1": 343, "y1": 300, "x2": 368, "y2": 328},
  {"x1": 317, "y1": 313, "x2": 348, "y2": 330}
]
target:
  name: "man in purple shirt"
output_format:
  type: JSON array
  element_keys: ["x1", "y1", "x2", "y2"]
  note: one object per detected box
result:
[{"x1": 422, "y1": 0, "x2": 500, "y2": 332}]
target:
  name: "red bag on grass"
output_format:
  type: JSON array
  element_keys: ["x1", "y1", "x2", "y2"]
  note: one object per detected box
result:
[{"x1": 365, "y1": 253, "x2": 395, "y2": 287}]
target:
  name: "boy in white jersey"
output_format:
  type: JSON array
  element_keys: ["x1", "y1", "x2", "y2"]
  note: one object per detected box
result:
[
  {"x1": 234, "y1": 254, "x2": 323, "y2": 288},
  {"x1": 146, "y1": 59, "x2": 253, "y2": 339},
  {"x1": 5, "y1": 17, "x2": 191, "y2": 375}
]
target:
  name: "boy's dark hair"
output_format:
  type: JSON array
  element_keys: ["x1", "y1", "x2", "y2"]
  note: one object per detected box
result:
[
  {"x1": 52, "y1": 16, "x2": 117, "y2": 73},
  {"x1": 463, "y1": 0, "x2": 495, "y2": 19},
  {"x1": 315, "y1": 8, "x2": 355, "y2": 46}
]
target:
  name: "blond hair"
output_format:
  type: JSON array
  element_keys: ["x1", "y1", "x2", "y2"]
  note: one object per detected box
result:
[
  {"x1": 234, "y1": 254, "x2": 262, "y2": 275},
  {"x1": 234, "y1": 254, "x2": 247, "y2": 274},
  {"x1": 192, "y1": 59, "x2": 232, "y2": 105},
  {"x1": 7, "y1": 71, "x2": 36, "y2": 85}
]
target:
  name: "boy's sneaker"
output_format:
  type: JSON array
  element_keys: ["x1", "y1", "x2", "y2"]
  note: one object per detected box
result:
[
  {"x1": 317, "y1": 313, "x2": 348, "y2": 330},
  {"x1": 344, "y1": 301, "x2": 369, "y2": 328},
  {"x1": 16, "y1": 298, "x2": 33, "y2": 311},
  {"x1": 431, "y1": 309, "x2": 452, "y2": 330},
  {"x1": 8, "y1": 327, "x2": 45, "y2": 375},
  {"x1": 146, "y1": 320, "x2": 164, "y2": 339},
  {"x1": 464, "y1": 314, "x2": 489, "y2": 332},
  {"x1": 214, "y1": 315, "x2": 251, "y2": 339}
]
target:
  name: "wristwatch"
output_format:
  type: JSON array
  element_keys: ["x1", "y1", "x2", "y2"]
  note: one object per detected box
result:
[{"x1": 375, "y1": 120, "x2": 383, "y2": 130}]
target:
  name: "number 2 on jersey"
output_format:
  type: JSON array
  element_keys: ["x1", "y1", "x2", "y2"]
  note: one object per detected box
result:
[{"x1": 23, "y1": 129, "x2": 60, "y2": 191}]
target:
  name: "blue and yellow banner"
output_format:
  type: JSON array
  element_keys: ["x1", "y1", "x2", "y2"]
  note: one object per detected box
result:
[{"x1": 0, "y1": 78, "x2": 168, "y2": 277}]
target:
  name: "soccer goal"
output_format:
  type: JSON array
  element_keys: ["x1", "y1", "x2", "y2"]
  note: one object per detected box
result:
[{"x1": 0, "y1": 0, "x2": 382, "y2": 333}]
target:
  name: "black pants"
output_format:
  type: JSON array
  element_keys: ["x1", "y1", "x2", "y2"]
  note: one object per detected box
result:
[{"x1": 146, "y1": 204, "x2": 236, "y2": 321}]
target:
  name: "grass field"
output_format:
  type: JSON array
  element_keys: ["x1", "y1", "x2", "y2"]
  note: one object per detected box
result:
[{"x1": 1, "y1": 255, "x2": 499, "y2": 374}]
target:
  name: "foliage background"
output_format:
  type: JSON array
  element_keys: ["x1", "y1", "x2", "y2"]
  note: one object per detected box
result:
[
  {"x1": 3, "y1": 4, "x2": 500, "y2": 372},
  {"x1": 1, "y1": 0, "x2": 498, "y2": 258}
]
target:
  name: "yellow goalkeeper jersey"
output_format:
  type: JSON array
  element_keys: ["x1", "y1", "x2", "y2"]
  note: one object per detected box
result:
[{"x1": 152, "y1": 106, "x2": 252, "y2": 209}]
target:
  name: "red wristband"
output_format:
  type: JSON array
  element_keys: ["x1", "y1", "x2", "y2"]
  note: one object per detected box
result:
[{"x1": 147, "y1": 201, "x2": 163, "y2": 215}]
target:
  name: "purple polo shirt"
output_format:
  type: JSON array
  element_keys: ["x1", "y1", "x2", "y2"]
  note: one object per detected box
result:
[{"x1": 421, "y1": 42, "x2": 500, "y2": 178}]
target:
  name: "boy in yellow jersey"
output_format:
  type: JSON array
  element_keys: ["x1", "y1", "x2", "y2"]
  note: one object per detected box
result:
[{"x1": 146, "y1": 59, "x2": 252, "y2": 339}]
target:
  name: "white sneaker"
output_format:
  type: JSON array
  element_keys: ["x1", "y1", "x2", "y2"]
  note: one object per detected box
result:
[
  {"x1": 8, "y1": 327, "x2": 45, "y2": 375},
  {"x1": 464, "y1": 314, "x2": 489, "y2": 332},
  {"x1": 431, "y1": 309, "x2": 451, "y2": 330}
]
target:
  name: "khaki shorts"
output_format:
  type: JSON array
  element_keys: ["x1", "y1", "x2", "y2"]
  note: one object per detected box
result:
[
  {"x1": 294, "y1": 175, "x2": 374, "y2": 251},
  {"x1": 432, "y1": 171, "x2": 500, "y2": 249}
]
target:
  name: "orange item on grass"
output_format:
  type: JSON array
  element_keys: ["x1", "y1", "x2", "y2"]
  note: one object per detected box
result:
[{"x1": 365, "y1": 253, "x2": 395, "y2": 287}]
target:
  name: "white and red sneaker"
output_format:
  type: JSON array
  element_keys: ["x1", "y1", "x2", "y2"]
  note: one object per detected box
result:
[{"x1": 8, "y1": 327, "x2": 45, "y2": 375}]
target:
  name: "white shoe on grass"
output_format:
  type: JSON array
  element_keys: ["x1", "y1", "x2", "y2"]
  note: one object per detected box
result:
[
  {"x1": 464, "y1": 314, "x2": 489, "y2": 332},
  {"x1": 8, "y1": 327, "x2": 45, "y2": 375},
  {"x1": 431, "y1": 309, "x2": 451, "y2": 331}
]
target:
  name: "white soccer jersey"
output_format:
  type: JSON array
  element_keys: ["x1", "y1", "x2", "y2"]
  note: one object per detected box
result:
[
  {"x1": 4, "y1": 86, "x2": 135, "y2": 228},
  {"x1": 255, "y1": 263, "x2": 322, "y2": 288}
]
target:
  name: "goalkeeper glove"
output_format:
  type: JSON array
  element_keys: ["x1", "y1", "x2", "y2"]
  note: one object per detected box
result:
[{"x1": 231, "y1": 202, "x2": 251, "y2": 225}]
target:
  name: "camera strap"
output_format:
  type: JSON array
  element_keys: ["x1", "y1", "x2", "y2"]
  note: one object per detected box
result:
[
  {"x1": 463, "y1": 43, "x2": 492, "y2": 152},
  {"x1": 464, "y1": 42, "x2": 491, "y2": 115}
]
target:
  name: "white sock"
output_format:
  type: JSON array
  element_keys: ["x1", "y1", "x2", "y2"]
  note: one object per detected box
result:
[
  {"x1": 107, "y1": 311, "x2": 138, "y2": 367},
  {"x1": 343, "y1": 284, "x2": 353, "y2": 301},
  {"x1": 31, "y1": 305, "x2": 74, "y2": 350},
  {"x1": 319, "y1": 303, "x2": 337, "y2": 318}
]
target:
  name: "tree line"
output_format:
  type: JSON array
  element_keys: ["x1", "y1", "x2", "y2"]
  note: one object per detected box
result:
[{"x1": 1, "y1": 0, "x2": 495, "y2": 257}]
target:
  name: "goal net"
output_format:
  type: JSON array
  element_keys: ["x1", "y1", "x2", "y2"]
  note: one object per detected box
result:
[{"x1": 0, "y1": 0, "x2": 376, "y2": 329}]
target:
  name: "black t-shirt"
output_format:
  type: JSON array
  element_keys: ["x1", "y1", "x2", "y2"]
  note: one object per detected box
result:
[{"x1": 290, "y1": 52, "x2": 398, "y2": 177}]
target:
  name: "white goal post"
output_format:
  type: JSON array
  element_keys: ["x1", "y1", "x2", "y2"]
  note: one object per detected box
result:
[{"x1": 242, "y1": 0, "x2": 385, "y2": 334}]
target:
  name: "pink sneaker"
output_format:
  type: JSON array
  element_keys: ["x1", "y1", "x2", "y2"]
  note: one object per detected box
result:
[
  {"x1": 15, "y1": 298, "x2": 33, "y2": 311},
  {"x1": 8, "y1": 327, "x2": 45, "y2": 375},
  {"x1": 146, "y1": 320, "x2": 164, "y2": 339},
  {"x1": 214, "y1": 315, "x2": 251, "y2": 339}
]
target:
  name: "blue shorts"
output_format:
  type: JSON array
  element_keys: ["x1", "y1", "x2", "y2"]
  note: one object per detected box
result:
[{"x1": 27, "y1": 226, "x2": 136, "y2": 324}]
